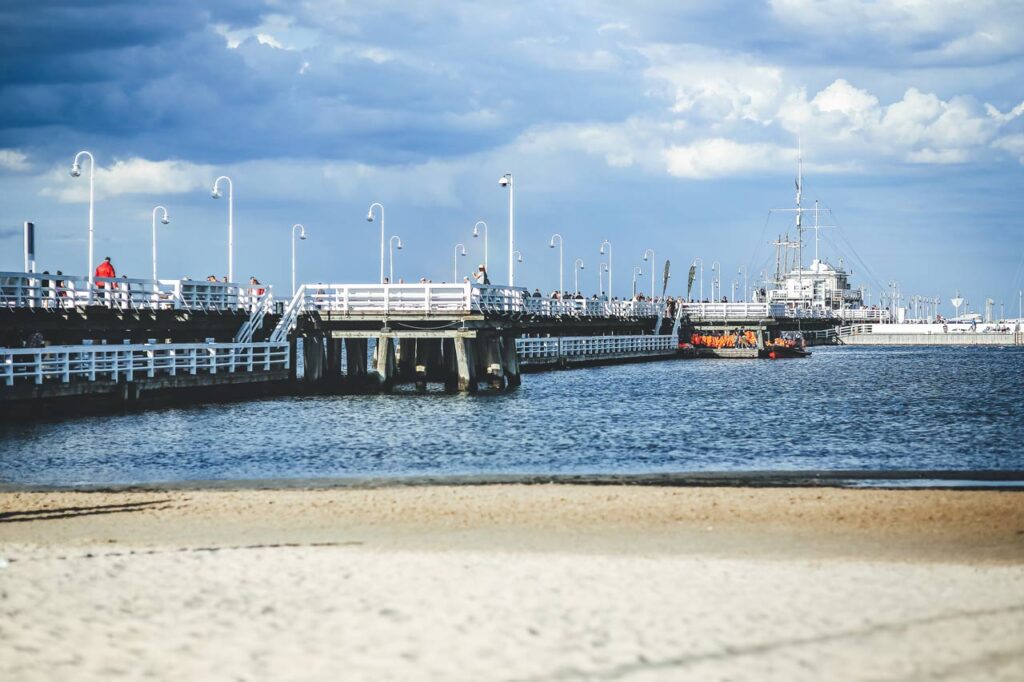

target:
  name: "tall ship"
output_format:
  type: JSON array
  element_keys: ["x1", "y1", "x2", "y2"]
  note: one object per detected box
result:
[{"x1": 752, "y1": 148, "x2": 887, "y2": 322}]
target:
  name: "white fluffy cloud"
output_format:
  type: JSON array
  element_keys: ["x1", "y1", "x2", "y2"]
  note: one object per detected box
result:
[
  {"x1": 664, "y1": 139, "x2": 793, "y2": 179},
  {"x1": 0, "y1": 149, "x2": 29, "y2": 171},
  {"x1": 41, "y1": 158, "x2": 213, "y2": 203}
]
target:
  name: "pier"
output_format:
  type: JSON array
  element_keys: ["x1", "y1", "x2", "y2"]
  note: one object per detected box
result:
[{"x1": 0, "y1": 267, "x2": 989, "y2": 419}]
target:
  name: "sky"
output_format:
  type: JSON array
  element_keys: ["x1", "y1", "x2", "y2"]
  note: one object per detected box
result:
[{"x1": 1, "y1": 0, "x2": 1023, "y2": 314}]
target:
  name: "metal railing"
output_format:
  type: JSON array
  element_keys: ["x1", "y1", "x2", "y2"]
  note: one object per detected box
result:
[
  {"x1": 678, "y1": 302, "x2": 773, "y2": 320},
  {"x1": 0, "y1": 271, "x2": 268, "y2": 312},
  {"x1": 2, "y1": 341, "x2": 289, "y2": 386},
  {"x1": 516, "y1": 334, "x2": 676, "y2": 360}
]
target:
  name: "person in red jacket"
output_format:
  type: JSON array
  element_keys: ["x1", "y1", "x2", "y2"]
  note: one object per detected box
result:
[{"x1": 95, "y1": 256, "x2": 115, "y2": 287}]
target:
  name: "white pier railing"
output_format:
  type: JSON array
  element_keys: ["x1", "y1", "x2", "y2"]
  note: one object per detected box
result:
[
  {"x1": 2, "y1": 342, "x2": 289, "y2": 386},
  {"x1": 0, "y1": 271, "x2": 269, "y2": 312},
  {"x1": 516, "y1": 334, "x2": 676, "y2": 360},
  {"x1": 286, "y1": 283, "x2": 663, "y2": 318},
  {"x1": 678, "y1": 302, "x2": 773, "y2": 320}
]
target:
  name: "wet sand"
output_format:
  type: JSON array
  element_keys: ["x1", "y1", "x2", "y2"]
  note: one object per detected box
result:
[{"x1": 1, "y1": 485, "x2": 1023, "y2": 680}]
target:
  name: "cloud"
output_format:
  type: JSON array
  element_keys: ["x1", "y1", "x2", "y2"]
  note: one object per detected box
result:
[
  {"x1": 41, "y1": 158, "x2": 212, "y2": 203},
  {"x1": 0, "y1": 149, "x2": 29, "y2": 171},
  {"x1": 993, "y1": 134, "x2": 1024, "y2": 163},
  {"x1": 664, "y1": 139, "x2": 793, "y2": 179}
]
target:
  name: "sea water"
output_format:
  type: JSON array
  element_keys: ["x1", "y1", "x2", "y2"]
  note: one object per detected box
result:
[{"x1": 1, "y1": 345, "x2": 1022, "y2": 486}]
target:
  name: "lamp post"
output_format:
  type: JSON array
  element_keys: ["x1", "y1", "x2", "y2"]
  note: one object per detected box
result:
[
  {"x1": 632, "y1": 265, "x2": 643, "y2": 299},
  {"x1": 711, "y1": 261, "x2": 720, "y2": 301},
  {"x1": 150, "y1": 206, "x2": 170, "y2": 281},
  {"x1": 642, "y1": 249, "x2": 654, "y2": 298},
  {"x1": 291, "y1": 223, "x2": 307, "y2": 297},
  {"x1": 731, "y1": 279, "x2": 738, "y2": 302},
  {"x1": 70, "y1": 151, "x2": 95, "y2": 284},
  {"x1": 692, "y1": 257, "x2": 704, "y2": 301},
  {"x1": 549, "y1": 233, "x2": 564, "y2": 294},
  {"x1": 472, "y1": 220, "x2": 488, "y2": 273},
  {"x1": 211, "y1": 176, "x2": 234, "y2": 283},
  {"x1": 574, "y1": 258, "x2": 584, "y2": 295},
  {"x1": 389, "y1": 235, "x2": 403, "y2": 283},
  {"x1": 599, "y1": 240, "x2": 612, "y2": 300},
  {"x1": 499, "y1": 173, "x2": 514, "y2": 285},
  {"x1": 599, "y1": 262, "x2": 609, "y2": 298},
  {"x1": 737, "y1": 266, "x2": 748, "y2": 303},
  {"x1": 453, "y1": 243, "x2": 467, "y2": 282},
  {"x1": 366, "y1": 202, "x2": 385, "y2": 284}
]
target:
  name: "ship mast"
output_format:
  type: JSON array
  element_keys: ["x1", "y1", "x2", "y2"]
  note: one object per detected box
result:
[{"x1": 796, "y1": 137, "x2": 803, "y2": 308}]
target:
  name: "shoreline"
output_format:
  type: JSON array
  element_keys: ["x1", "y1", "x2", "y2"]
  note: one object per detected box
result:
[{"x1": 3, "y1": 468, "x2": 1024, "y2": 493}]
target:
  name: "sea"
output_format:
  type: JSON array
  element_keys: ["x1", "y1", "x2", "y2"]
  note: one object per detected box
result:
[{"x1": 1, "y1": 345, "x2": 1022, "y2": 487}]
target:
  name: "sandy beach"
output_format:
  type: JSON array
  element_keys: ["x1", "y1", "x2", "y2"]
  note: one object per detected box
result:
[{"x1": 1, "y1": 484, "x2": 1022, "y2": 681}]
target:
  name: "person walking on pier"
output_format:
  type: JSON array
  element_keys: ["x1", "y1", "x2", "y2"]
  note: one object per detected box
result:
[
  {"x1": 472, "y1": 264, "x2": 491, "y2": 285},
  {"x1": 95, "y1": 257, "x2": 116, "y2": 306}
]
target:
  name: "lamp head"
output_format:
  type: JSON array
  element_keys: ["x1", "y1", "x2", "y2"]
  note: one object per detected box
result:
[
  {"x1": 161, "y1": 215, "x2": 170, "y2": 225},
  {"x1": 499, "y1": 175, "x2": 510, "y2": 187},
  {"x1": 366, "y1": 210, "x2": 374, "y2": 222},
  {"x1": 599, "y1": 244, "x2": 606, "y2": 255},
  {"x1": 211, "y1": 187, "x2": 222, "y2": 199},
  {"x1": 472, "y1": 226, "x2": 479, "y2": 237},
  {"x1": 70, "y1": 163, "x2": 81, "y2": 178},
  {"x1": 517, "y1": 254, "x2": 523, "y2": 263},
  {"x1": 549, "y1": 240, "x2": 555, "y2": 248},
  {"x1": 397, "y1": 242, "x2": 403, "y2": 250}
]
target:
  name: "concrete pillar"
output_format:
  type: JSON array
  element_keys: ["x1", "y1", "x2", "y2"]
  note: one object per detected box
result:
[
  {"x1": 303, "y1": 331, "x2": 326, "y2": 384},
  {"x1": 453, "y1": 336, "x2": 477, "y2": 393},
  {"x1": 326, "y1": 338, "x2": 343, "y2": 385},
  {"x1": 371, "y1": 336, "x2": 396, "y2": 392},
  {"x1": 478, "y1": 333, "x2": 505, "y2": 390},
  {"x1": 344, "y1": 338, "x2": 368, "y2": 383},
  {"x1": 500, "y1": 334, "x2": 521, "y2": 388},
  {"x1": 441, "y1": 338, "x2": 458, "y2": 393}
]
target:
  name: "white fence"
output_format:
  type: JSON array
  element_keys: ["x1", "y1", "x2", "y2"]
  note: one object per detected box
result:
[
  {"x1": 516, "y1": 334, "x2": 676, "y2": 360},
  {"x1": 2, "y1": 342, "x2": 289, "y2": 386},
  {"x1": 290, "y1": 283, "x2": 663, "y2": 318},
  {"x1": 678, "y1": 302, "x2": 773, "y2": 320},
  {"x1": 0, "y1": 271, "x2": 268, "y2": 312}
]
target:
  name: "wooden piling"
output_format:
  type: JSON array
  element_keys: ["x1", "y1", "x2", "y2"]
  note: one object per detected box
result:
[{"x1": 453, "y1": 336, "x2": 477, "y2": 393}]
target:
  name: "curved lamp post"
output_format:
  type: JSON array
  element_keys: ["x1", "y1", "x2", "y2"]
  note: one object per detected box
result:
[
  {"x1": 472, "y1": 220, "x2": 488, "y2": 273},
  {"x1": 211, "y1": 176, "x2": 234, "y2": 283},
  {"x1": 573, "y1": 258, "x2": 584, "y2": 295},
  {"x1": 599, "y1": 240, "x2": 612, "y2": 300},
  {"x1": 692, "y1": 257, "x2": 703, "y2": 301},
  {"x1": 632, "y1": 265, "x2": 643, "y2": 299},
  {"x1": 641, "y1": 249, "x2": 655, "y2": 298},
  {"x1": 599, "y1": 262, "x2": 609, "y2": 298},
  {"x1": 70, "y1": 151, "x2": 95, "y2": 284},
  {"x1": 711, "y1": 260, "x2": 720, "y2": 301},
  {"x1": 151, "y1": 206, "x2": 170, "y2": 281},
  {"x1": 497, "y1": 174, "x2": 516, "y2": 284},
  {"x1": 549, "y1": 233, "x2": 563, "y2": 295},
  {"x1": 291, "y1": 223, "x2": 307, "y2": 296},
  {"x1": 389, "y1": 235, "x2": 403, "y2": 283},
  {"x1": 454, "y1": 243, "x2": 467, "y2": 282},
  {"x1": 366, "y1": 202, "x2": 385, "y2": 284}
]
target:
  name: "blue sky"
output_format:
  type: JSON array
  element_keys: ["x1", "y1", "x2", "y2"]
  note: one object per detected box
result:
[{"x1": 1, "y1": 0, "x2": 1023, "y2": 313}]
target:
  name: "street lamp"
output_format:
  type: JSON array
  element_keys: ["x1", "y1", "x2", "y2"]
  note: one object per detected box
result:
[
  {"x1": 366, "y1": 202, "x2": 385, "y2": 284},
  {"x1": 549, "y1": 233, "x2": 564, "y2": 295},
  {"x1": 632, "y1": 265, "x2": 643, "y2": 299},
  {"x1": 454, "y1": 243, "x2": 467, "y2": 282},
  {"x1": 472, "y1": 220, "x2": 488, "y2": 273},
  {"x1": 499, "y1": 173, "x2": 514, "y2": 286},
  {"x1": 573, "y1": 258, "x2": 584, "y2": 296},
  {"x1": 291, "y1": 223, "x2": 307, "y2": 297},
  {"x1": 692, "y1": 257, "x2": 704, "y2": 301},
  {"x1": 599, "y1": 240, "x2": 612, "y2": 299},
  {"x1": 150, "y1": 206, "x2": 170, "y2": 281},
  {"x1": 389, "y1": 235, "x2": 403, "y2": 283},
  {"x1": 737, "y1": 266, "x2": 748, "y2": 303},
  {"x1": 599, "y1": 262, "x2": 609, "y2": 298},
  {"x1": 70, "y1": 151, "x2": 95, "y2": 284},
  {"x1": 711, "y1": 261, "x2": 720, "y2": 301},
  {"x1": 642, "y1": 249, "x2": 654, "y2": 298},
  {"x1": 211, "y1": 176, "x2": 234, "y2": 283}
]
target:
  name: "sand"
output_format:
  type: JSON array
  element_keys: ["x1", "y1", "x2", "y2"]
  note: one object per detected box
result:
[{"x1": 1, "y1": 485, "x2": 1022, "y2": 681}]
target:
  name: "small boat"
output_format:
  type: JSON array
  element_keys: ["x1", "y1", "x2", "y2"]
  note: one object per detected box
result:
[{"x1": 761, "y1": 344, "x2": 811, "y2": 359}]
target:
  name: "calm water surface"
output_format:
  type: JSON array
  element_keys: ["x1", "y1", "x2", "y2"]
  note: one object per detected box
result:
[{"x1": 1, "y1": 346, "x2": 1022, "y2": 486}]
